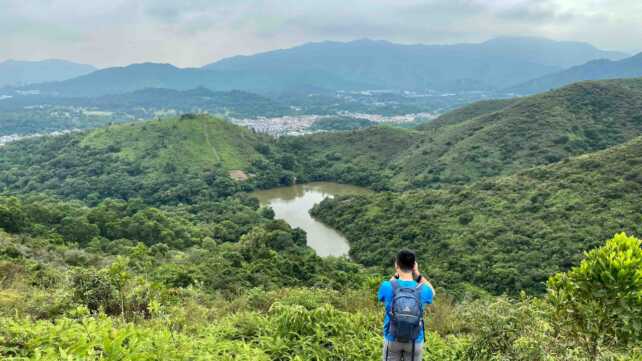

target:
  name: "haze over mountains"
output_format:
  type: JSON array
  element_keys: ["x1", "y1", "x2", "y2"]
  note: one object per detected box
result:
[
  {"x1": 0, "y1": 59, "x2": 96, "y2": 88},
  {"x1": 2, "y1": 36, "x2": 641, "y2": 141},
  {"x1": 510, "y1": 52, "x2": 642, "y2": 94},
  {"x1": 205, "y1": 37, "x2": 627, "y2": 92},
  {"x1": 7, "y1": 37, "x2": 629, "y2": 97}
]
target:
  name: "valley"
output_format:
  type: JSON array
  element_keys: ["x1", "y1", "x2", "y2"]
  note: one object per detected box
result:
[
  {"x1": 2, "y1": 79, "x2": 641, "y2": 289},
  {"x1": 1, "y1": 36, "x2": 642, "y2": 361}
]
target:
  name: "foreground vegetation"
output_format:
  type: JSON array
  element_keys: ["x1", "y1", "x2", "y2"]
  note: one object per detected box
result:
[{"x1": 1, "y1": 228, "x2": 640, "y2": 360}]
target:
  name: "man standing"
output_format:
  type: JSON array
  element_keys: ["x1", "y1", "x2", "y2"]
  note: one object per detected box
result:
[{"x1": 378, "y1": 250, "x2": 434, "y2": 361}]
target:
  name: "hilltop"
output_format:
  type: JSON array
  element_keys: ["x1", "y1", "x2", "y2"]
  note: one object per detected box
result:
[
  {"x1": 81, "y1": 115, "x2": 263, "y2": 171},
  {"x1": 0, "y1": 115, "x2": 284, "y2": 204}
]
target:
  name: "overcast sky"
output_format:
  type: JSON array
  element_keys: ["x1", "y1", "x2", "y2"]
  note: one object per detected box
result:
[{"x1": 1, "y1": 0, "x2": 640, "y2": 68}]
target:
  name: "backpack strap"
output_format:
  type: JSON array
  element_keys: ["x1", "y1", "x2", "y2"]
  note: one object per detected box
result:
[
  {"x1": 391, "y1": 279, "x2": 399, "y2": 291},
  {"x1": 411, "y1": 339, "x2": 416, "y2": 361},
  {"x1": 390, "y1": 280, "x2": 399, "y2": 316}
]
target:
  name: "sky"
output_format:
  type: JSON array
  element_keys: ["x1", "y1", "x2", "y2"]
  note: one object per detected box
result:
[{"x1": 1, "y1": 0, "x2": 640, "y2": 68}]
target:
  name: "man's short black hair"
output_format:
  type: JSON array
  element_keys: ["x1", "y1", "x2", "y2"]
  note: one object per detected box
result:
[{"x1": 396, "y1": 250, "x2": 416, "y2": 272}]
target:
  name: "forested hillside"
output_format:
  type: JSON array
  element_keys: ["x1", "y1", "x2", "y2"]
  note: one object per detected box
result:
[
  {"x1": 0, "y1": 115, "x2": 297, "y2": 204},
  {"x1": 312, "y1": 136, "x2": 642, "y2": 294},
  {"x1": 397, "y1": 79, "x2": 642, "y2": 186},
  {"x1": 281, "y1": 79, "x2": 642, "y2": 189}
]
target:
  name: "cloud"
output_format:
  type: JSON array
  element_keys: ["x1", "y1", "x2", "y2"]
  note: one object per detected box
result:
[{"x1": 0, "y1": 0, "x2": 639, "y2": 67}]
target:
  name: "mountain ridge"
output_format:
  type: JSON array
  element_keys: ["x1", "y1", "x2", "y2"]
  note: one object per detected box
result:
[
  {"x1": 12, "y1": 37, "x2": 627, "y2": 96},
  {"x1": 509, "y1": 52, "x2": 642, "y2": 94},
  {"x1": 0, "y1": 59, "x2": 97, "y2": 88}
]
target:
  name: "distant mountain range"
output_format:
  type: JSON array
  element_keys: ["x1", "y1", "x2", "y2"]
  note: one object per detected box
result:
[
  {"x1": 10, "y1": 37, "x2": 628, "y2": 97},
  {"x1": 0, "y1": 59, "x2": 96, "y2": 88},
  {"x1": 509, "y1": 52, "x2": 642, "y2": 94},
  {"x1": 205, "y1": 37, "x2": 627, "y2": 92}
]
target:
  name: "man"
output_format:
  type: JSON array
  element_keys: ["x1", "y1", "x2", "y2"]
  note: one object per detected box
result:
[{"x1": 378, "y1": 250, "x2": 435, "y2": 361}]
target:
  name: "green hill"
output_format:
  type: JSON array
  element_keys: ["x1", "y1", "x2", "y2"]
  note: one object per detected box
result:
[
  {"x1": 418, "y1": 98, "x2": 520, "y2": 129},
  {"x1": 81, "y1": 115, "x2": 262, "y2": 171},
  {"x1": 0, "y1": 115, "x2": 279, "y2": 204},
  {"x1": 398, "y1": 79, "x2": 642, "y2": 185},
  {"x1": 287, "y1": 79, "x2": 642, "y2": 189},
  {"x1": 312, "y1": 135, "x2": 642, "y2": 294}
]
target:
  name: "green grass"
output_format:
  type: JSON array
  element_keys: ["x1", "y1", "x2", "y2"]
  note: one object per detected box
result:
[{"x1": 81, "y1": 115, "x2": 264, "y2": 172}]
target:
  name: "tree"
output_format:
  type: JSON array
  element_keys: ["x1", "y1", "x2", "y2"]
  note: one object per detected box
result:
[
  {"x1": 547, "y1": 233, "x2": 642, "y2": 359},
  {"x1": 0, "y1": 197, "x2": 27, "y2": 233}
]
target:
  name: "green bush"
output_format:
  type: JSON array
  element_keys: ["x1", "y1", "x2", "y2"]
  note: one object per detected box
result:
[{"x1": 548, "y1": 233, "x2": 642, "y2": 358}]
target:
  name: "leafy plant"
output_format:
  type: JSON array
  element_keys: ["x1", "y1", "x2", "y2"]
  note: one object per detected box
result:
[{"x1": 548, "y1": 233, "x2": 642, "y2": 359}]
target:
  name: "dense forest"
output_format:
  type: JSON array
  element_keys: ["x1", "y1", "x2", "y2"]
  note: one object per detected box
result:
[
  {"x1": 311, "y1": 136, "x2": 642, "y2": 295},
  {"x1": 1, "y1": 79, "x2": 641, "y2": 359}
]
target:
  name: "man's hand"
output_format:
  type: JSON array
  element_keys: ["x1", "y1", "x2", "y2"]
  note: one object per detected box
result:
[{"x1": 414, "y1": 262, "x2": 436, "y2": 295}]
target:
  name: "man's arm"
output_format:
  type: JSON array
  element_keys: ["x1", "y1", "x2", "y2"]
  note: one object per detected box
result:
[
  {"x1": 419, "y1": 276, "x2": 435, "y2": 297},
  {"x1": 378, "y1": 281, "x2": 392, "y2": 303},
  {"x1": 413, "y1": 262, "x2": 436, "y2": 296}
]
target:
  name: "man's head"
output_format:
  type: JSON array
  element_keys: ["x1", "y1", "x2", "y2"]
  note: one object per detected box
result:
[{"x1": 395, "y1": 249, "x2": 416, "y2": 273}]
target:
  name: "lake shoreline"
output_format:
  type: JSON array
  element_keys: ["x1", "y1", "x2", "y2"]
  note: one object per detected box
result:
[{"x1": 250, "y1": 182, "x2": 370, "y2": 257}]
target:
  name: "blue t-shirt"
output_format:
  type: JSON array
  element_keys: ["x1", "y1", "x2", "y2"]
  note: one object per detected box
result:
[{"x1": 378, "y1": 279, "x2": 434, "y2": 342}]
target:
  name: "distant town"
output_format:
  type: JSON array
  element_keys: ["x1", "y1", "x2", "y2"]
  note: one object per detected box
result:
[{"x1": 231, "y1": 111, "x2": 439, "y2": 136}]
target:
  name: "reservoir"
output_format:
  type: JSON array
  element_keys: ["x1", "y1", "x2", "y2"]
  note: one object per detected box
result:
[{"x1": 250, "y1": 182, "x2": 370, "y2": 257}]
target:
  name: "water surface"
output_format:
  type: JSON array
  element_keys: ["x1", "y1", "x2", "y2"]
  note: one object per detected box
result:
[{"x1": 250, "y1": 182, "x2": 370, "y2": 257}]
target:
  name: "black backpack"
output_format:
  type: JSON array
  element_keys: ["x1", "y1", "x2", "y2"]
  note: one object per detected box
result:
[{"x1": 389, "y1": 280, "x2": 424, "y2": 343}]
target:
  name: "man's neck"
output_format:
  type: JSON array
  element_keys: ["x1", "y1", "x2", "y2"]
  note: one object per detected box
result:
[{"x1": 397, "y1": 271, "x2": 414, "y2": 281}]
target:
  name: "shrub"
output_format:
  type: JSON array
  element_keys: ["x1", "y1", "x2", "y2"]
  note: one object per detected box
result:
[{"x1": 548, "y1": 233, "x2": 642, "y2": 358}]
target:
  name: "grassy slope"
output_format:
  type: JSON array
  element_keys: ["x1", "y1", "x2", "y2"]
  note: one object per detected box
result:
[
  {"x1": 0, "y1": 115, "x2": 271, "y2": 204},
  {"x1": 81, "y1": 115, "x2": 264, "y2": 172},
  {"x1": 312, "y1": 136, "x2": 642, "y2": 294},
  {"x1": 418, "y1": 98, "x2": 520, "y2": 130}
]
